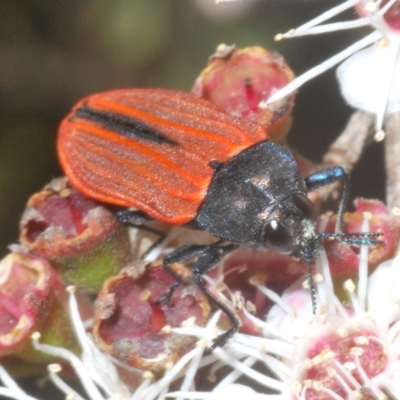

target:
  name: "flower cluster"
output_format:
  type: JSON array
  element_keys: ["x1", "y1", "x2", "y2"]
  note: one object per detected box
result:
[
  {"x1": 0, "y1": 38, "x2": 399, "y2": 400},
  {"x1": 2, "y1": 209, "x2": 400, "y2": 400}
]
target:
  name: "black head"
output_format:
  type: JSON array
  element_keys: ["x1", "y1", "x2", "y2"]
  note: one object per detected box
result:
[{"x1": 263, "y1": 193, "x2": 322, "y2": 262}]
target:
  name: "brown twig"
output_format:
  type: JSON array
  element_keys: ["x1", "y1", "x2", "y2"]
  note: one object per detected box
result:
[
  {"x1": 384, "y1": 111, "x2": 400, "y2": 210},
  {"x1": 318, "y1": 111, "x2": 375, "y2": 204}
]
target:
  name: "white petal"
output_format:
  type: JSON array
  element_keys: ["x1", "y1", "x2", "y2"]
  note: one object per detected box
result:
[
  {"x1": 367, "y1": 254, "x2": 400, "y2": 330},
  {"x1": 266, "y1": 277, "x2": 313, "y2": 339},
  {"x1": 337, "y1": 39, "x2": 400, "y2": 114}
]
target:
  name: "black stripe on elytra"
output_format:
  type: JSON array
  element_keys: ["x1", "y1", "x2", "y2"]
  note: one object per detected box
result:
[{"x1": 74, "y1": 103, "x2": 177, "y2": 146}]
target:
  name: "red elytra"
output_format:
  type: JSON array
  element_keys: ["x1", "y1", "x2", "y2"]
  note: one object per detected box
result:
[{"x1": 57, "y1": 89, "x2": 268, "y2": 224}]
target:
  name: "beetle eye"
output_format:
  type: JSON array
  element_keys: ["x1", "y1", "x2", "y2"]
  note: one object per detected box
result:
[
  {"x1": 293, "y1": 194, "x2": 317, "y2": 221},
  {"x1": 265, "y1": 220, "x2": 293, "y2": 254}
]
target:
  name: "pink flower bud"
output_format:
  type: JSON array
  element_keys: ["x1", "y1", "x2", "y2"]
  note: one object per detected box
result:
[
  {"x1": 93, "y1": 262, "x2": 211, "y2": 375},
  {"x1": 20, "y1": 177, "x2": 132, "y2": 292},
  {"x1": 192, "y1": 45, "x2": 295, "y2": 142},
  {"x1": 0, "y1": 251, "x2": 85, "y2": 363},
  {"x1": 323, "y1": 198, "x2": 399, "y2": 278},
  {"x1": 0, "y1": 252, "x2": 54, "y2": 356}
]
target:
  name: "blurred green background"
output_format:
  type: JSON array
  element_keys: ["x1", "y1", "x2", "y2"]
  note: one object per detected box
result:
[{"x1": 0, "y1": 0, "x2": 385, "y2": 259}]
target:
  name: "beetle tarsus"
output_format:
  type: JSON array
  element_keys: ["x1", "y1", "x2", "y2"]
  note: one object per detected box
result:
[
  {"x1": 320, "y1": 231, "x2": 383, "y2": 247},
  {"x1": 156, "y1": 244, "x2": 210, "y2": 304},
  {"x1": 193, "y1": 272, "x2": 240, "y2": 351},
  {"x1": 306, "y1": 261, "x2": 317, "y2": 315},
  {"x1": 156, "y1": 281, "x2": 181, "y2": 305}
]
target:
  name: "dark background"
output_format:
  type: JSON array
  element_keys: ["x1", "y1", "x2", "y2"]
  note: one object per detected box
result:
[{"x1": 0, "y1": 0, "x2": 384, "y2": 260}]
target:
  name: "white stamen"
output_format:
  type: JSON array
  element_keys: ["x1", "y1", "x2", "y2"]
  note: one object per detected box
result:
[
  {"x1": 232, "y1": 334, "x2": 293, "y2": 360},
  {"x1": 48, "y1": 367, "x2": 85, "y2": 400},
  {"x1": 354, "y1": 354, "x2": 386, "y2": 398},
  {"x1": 333, "y1": 359, "x2": 361, "y2": 389},
  {"x1": 0, "y1": 387, "x2": 39, "y2": 400},
  {"x1": 330, "y1": 368, "x2": 354, "y2": 396},
  {"x1": 139, "y1": 348, "x2": 203, "y2": 400},
  {"x1": 31, "y1": 335, "x2": 105, "y2": 400},
  {"x1": 67, "y1": 287, "x2": 130, "y2": 398},
  {"x1": 0, "y1": 365, "x2": 39, "y2": 400},
  {"x1": 226, "y1": 339, "x2": 290, "y2": 380},
  {"x1": 281, "y1": 18, "x2": 369, "y2": 38},
  {"x1": 131, "y1": 378, "x2": 153, "y2": 400},
  {"x1": 176, "y1": 347, "x2": 204, "y2": 400},
  {"x1": 320, "y1": 386, "x2": 345, "y2": 400},
  {"x1": 0, "y1": 365, "x2": 28, "y2": 394},
  {"x1": 253, "y1": 284, "x2": 294, "y2": 315},
  {"x1": 212, "y1": 347, "x2": 284, "y2": 391},
  {"x1": 263, "y1": 30, "x2": 383, "y2": 106},
  {"x1": 285, "y1": 0, "x2": 360, "y2": 35},
  {"x1": 357, "y1": 219, "x2": 371, "y2": 313},
  {"x1": 211, "y1": 356, "x2": 257, "y2": 392},
  {"x1": 379, "y1": 0, "x2": 397, "y2": 16}
]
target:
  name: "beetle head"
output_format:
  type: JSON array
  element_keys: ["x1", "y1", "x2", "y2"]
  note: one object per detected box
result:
[{"x1": 263, "y1": 193, "x2": 322, "y2": 262}]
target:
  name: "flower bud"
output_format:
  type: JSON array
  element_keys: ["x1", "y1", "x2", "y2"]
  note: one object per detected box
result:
[
  {"x1": 0, "y1": 251, "x2": 84, "y2": 362},
  {"x1": 192, "y1": 44, "x2": 295, "y2": 142},
  {"x1": 323, "y1": 198, "x2": 399, "y2": 279},
  {"x1": 20, "y1": 177, "x2": 132, "y2": 292},
  {"x1": 93, "y1": 262, "x2": 211, "y2": 375}
]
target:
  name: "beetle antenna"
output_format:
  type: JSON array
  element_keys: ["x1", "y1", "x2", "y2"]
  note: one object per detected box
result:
[
  {"x1": 306, "y1": 260, "x2": 317, "y2": 314},
  {"x1": 320, "y1": 231, "x2": 382, "y2": 247}
]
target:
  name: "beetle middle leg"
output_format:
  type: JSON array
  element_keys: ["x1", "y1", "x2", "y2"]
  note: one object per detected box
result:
[
  {"x1": 156, "y1": 243, "x2": 212, "y2": 303},
  {"x1": 157, "y1": 241, "x2": 240, "y2": 349},
  {"x1": 117, "y1": 209, "x2": 167, "y2": 259}
]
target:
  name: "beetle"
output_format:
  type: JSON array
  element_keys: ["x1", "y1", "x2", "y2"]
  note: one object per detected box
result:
[{"x1": 57, "y1": 88, "x2": 379, "y2": 350}]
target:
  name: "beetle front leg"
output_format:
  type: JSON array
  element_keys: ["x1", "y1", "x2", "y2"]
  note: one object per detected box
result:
[
  {"x1": 305, "y1": 168, "x2": 381, "y2": 246},
  {"x1": 304, "y1": 166, "x2": 350, "y2": 234}
]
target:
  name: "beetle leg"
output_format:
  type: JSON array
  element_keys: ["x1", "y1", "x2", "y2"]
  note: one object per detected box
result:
[
  {"x1": 304, "y1": 166, "x2": 349, "y2": 234},
  {"x1": 305, "y1": 168, "x2": 382, "y2": 245},
  {"x1": 116, "y1": 209, "x2": 152, "y2": 224},
  {"x1": 156, "y1": 244, "x2": 212, "y2": 304},
  {"x1": 158, "y1": 241, "x2": 241, "y2": 349},
  {"x1": 117, "y1": 210, "x2": 167, "y2": 259},
  {"x1": 191, "y1": 243, "x2": 240, "y2": 350}
]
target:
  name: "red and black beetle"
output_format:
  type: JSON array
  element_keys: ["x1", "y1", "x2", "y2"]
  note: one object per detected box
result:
[{"x1": 58, "y1": 88, "x2": 379, "y2": 349}]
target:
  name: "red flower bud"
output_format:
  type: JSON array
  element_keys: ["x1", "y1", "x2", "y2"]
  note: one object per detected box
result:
[
  {"x1": 20, "y1": 177, "x2": 132, "y2": 292},
  {"x1": 192, "y1": 45, "x2": 295, "y2": 142},
  {"x1": 0, "y1": 251, "x2": 84, "y2": 363},
  {"x1": 323, "y1": 198, "x2": 399, "y2": 279},
  {"x1": 0, "y1": 252, "x2": 54, "y2": 356},
  {"x1": 93, "y1": 262, "x2": 211, "y2": 375}
]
